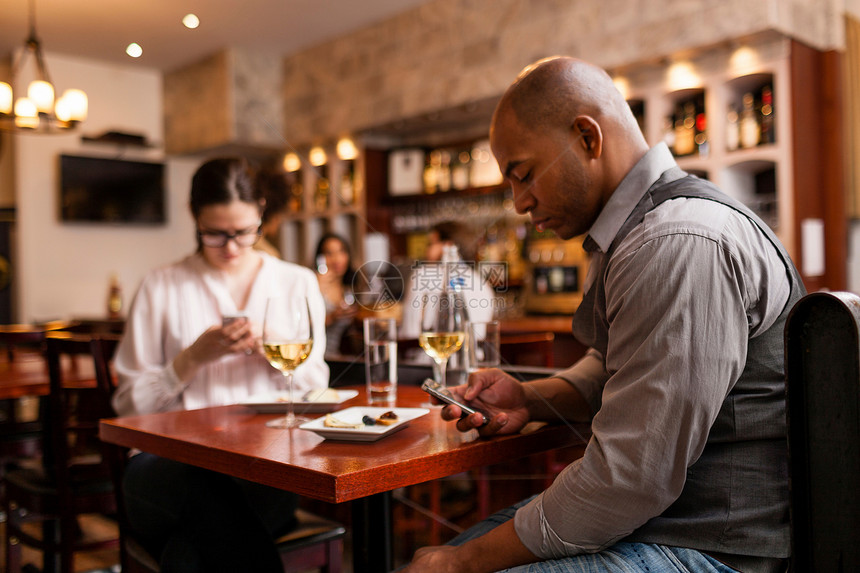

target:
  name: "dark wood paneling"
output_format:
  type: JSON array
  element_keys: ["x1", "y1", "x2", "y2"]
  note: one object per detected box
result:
[{"x1": 790, "y1": 40, "x2": 847, "y2": 291}]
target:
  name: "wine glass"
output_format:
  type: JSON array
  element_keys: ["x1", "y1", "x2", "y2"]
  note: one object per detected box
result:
[
  {"x1": 419, "y1": 292, "x2": 468, "y2": 393},
  {"x1": 262, "y1": 296, "x2": 314, "y2": 428}
]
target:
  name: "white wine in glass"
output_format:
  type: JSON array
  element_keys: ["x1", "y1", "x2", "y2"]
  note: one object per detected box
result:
[
  {"x1": 419, "y1": 292, "x2": 467, "y2": 392},
  {"x1": 263, "y1": 296, "x2": 314, "y2": 428}
]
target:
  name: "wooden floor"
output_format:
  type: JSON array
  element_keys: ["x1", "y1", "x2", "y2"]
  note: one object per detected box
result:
[
  {"x1": 0, "y1": 513, "x2": 120, "y2": 572},
  {"x1": 0, "y1": 446, "x2": 583, "y2": 572}
]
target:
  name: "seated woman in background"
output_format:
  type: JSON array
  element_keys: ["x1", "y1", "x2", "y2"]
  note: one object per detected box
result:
[
  {"x1": 112, "y1": 157, "x2": 328, "y2": 573},
  {"x1": 314, "y1": 232, "x2": 359, "y2": 356}
]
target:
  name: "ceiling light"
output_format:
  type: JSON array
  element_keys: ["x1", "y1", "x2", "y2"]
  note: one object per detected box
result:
[
  {"x1": 309, "y1": 146, "x2": 327, "y2": 167},
  {"x1": 126, "y1": 43, "x2": 143, "y2": 58},
  {"x1": 336, "y1": 137, "x2": 359, "y2": 160},
  {"x1": 182, "y1": 14, "x2": 200, "y2": 29},
  {"x1": 0, "y1": 0, "x2": 88, "y2": 133},
  {"x1": 283, "y1": 152, "x2": 302, "y2": 173}
]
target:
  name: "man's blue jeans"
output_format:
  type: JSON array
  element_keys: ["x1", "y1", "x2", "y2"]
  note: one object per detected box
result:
[{"x1": 446, "y1": 497, "x2": 738, "y2": 572}]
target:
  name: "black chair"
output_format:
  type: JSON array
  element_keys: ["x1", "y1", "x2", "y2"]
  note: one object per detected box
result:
[
  {"x1": 3, "y1": 332, "x2": 121, "y2": 573},
  {"x1": 785, "y1": 291, "x2": 860, "y2": 572}
]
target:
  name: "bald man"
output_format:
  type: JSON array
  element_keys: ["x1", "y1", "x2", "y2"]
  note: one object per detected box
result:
[{"x1": 404, "y1": 57, "x2": 802, "y2": 573}]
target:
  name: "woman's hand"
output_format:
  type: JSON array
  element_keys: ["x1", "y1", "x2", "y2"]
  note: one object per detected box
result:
[
  {"x1": 173, "y1": 318, "x2": 257, "y2": 381},
  {"x1": 441, "y1": 369, "x2": 532, "y2": 436}
]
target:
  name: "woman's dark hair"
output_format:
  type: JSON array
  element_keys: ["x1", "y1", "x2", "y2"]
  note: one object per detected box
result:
[
  {"x1": 314, "y1": 233, "x2": 355, "y2": 287},
  {"x1": 189, "y1": 157, "x2": 261, "y2": 218},
  {"x1": 255, "y1": 166, "x2": 294, "y2": 224}
]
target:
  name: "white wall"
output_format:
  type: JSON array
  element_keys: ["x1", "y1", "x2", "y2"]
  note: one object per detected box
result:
[{"x1": 13, "y1": 53, "x2": 201, "y2": 322}]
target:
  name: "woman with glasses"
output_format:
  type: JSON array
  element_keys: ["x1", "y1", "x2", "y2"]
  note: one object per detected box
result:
[{"x1": 112, "y1": 157, "x2": 328, "y2": 573}]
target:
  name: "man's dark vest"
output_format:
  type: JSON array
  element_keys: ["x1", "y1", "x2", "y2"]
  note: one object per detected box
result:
[{"x1": 572, "y1": 168, "x2": 806, "y2": 557}]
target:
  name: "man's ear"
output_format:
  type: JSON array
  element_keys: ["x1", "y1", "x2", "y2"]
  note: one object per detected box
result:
[{"x1": 571, "y1": 115, "x2": 602, "y2": 159}]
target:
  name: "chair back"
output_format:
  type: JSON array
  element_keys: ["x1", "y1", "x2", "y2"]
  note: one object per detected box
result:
[
  {"x1": 785, "y1": 291, "x2": 860, "y2": 571},
  {"x1": 500, "y1": 332, "x2": 555, "y2": 367},
  {"x1": 43, "y1": 332, "x2": 121, "y2": 501},
  {"x1": 0, "y1": 320, "x2": 78, "y2": 360}
]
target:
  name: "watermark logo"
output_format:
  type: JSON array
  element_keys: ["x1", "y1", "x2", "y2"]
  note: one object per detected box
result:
[
  {"x1": 352, "y1": 261, "x2": 404, "y2": 311},
  {"x1": 351, "y1": 259, "x2": 509, "y2": 312}
]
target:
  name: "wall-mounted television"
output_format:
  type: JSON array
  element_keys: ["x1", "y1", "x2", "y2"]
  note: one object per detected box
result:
[{"x1": 59, "y1": 154, "x2": 166, "y2": 225}]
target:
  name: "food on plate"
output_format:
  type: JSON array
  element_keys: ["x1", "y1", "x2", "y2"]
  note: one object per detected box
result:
[
  {"x1": 375, "y1": 411, "x2": 399, "y2": 426},
  {"x1": 303, "y1": 388, "x2": 340, "y2": 403},
  {"x1": 323, "y1": 414, "x2": 363, "y2": 429},
  {"x1": 321, "y1": 411, "x2": 401, "y2": 430}
]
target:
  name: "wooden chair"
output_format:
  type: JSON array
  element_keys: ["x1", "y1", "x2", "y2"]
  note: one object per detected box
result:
[
  {"x1": 785, "y1": 291, "x2": 860, "y2": 572},
  {"x1": 2, "y1": 332, "x2": 121, "y2": 573},
  {"x1": 98, "y1": 341, "x2": 346, "y2": 573},
  {"x1": 0, "y1": 320, "x2": 82, "y2": 361},
  {"x1": 499, "y1": 332, "x2": 555, "y2": 368},
  {"x1": 0, "y1": 326, "x2": 51, "y2": 471}
]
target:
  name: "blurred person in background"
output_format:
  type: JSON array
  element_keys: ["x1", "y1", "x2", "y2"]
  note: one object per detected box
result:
[
  {"x1": 314, "y1": 232, "x2": 360, "y2": 356},
  {"x1": 400, "y1": 221, "x2": 497, "y2": 341}
]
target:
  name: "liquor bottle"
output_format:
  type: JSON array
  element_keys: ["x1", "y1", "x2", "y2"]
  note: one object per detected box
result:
[
  {"x1": 451, "y1": 149, "x2": 470, "y2": 191},
  {"x1": 314, "y1": 165, "x2": 330, "y2": 212},
  {"x1": 442, "y1": 245, "x2": 470, "y2": 385},
  {"x1": 288, "y1": 172, "x2": 303, "y2": 213},
  {"x1": 423, "y1": 150, "x2": 439, "y2": 194},
  {"x1": 673, "y1": 101, "x2": 696, "y2": 157},
  {"x1": 437, "y1": 150, "x2": 451, "y2": 193},
  {"x1": 339, "y1": 161, "x2": 355, "y2": 205},
  {"x1": 759, "y1": 85, "x2": 775, "y2": 145},
  {"x1": 107, "y1": 274, "x2": 123, "y2": 319},
  {"x1": 694, "y1": 106, "x2": 709, "y2": 158},
  {"x1": 739, "y1": 92, "x2": 760, "y2": 149},
  {"x1": 725, "y1": 104, "x2": 740, "y2": 151}
]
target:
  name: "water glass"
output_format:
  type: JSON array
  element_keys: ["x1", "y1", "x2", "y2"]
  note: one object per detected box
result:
[
  {"x1": 363, "y1": 318, "x2": 398, "y2": 403},
  {"x1": 468, "y1": 320, "x2": 500, "y2": 371}
]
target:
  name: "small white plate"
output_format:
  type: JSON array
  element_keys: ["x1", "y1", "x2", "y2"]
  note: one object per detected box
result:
[
  {"x1": 299, "y1": 407, "x2": 430, "y2": 442},
  {"x1": 242, "y1": 389, "x2": 359, "y2": 414}
]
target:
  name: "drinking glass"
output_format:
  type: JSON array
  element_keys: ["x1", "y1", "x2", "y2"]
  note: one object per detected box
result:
[
  {"x1": 262, "y1": 296, "x2": 314, "y2": 428},
  {"x1": 363, "y1": 318, "x2": 397, "y2": 403},
  {"x1": 419, "y1": 292, "x2": 468, "y2": 391},
  {"x1": 468, "y1": 320, "x2": 501, "y2": 372}
]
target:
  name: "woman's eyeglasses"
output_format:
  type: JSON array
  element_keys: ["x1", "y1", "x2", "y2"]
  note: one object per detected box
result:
[{"x1": 197, "y1": 225, "x2": 262, "y2": 248}]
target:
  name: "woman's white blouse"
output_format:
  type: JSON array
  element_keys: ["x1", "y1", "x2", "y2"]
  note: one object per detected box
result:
[{"x1": 112, "y1": 252, "x2": 329, "y2": 416}]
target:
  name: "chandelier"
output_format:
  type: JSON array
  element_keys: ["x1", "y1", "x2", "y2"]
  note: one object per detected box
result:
[{"x1": 0, "y1": 0, "x2": 88, "y2": 133}]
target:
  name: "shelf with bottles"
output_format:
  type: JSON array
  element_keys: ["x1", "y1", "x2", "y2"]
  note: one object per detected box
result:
[
  {"x1": 662, "y1": 88, "x2": 709, "y2": 159},
  {"x1": 385, "y1": 137, "x2": 505, "y2": 203},
  {"x1": 616, "y1": 35, "x2": 794, "y2": 254},
  {"x1": 277, "y1": 139, "x2": 366, "y2": 267},
  {"x1": 723, "y1": 73, "x2": 776, "y2": 152},
  {"x1": 281, "y1": 144, "x2": 365, "y2": 221}
]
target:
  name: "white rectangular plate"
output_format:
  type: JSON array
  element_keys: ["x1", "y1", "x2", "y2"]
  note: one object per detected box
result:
[
  {"x1": 242, "y1": 389, "x2": 359, "y2": 414},
  {"x1": 299, "y1": 407, "x2": 430, "y2": 442}
]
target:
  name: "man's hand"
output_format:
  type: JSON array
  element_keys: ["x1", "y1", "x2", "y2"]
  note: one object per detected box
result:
[
  {"x1": 402, "y1": 519, "x2": 538, "y2": 573},
  {"x1": 402, "y1": 545, "x2": 468, "y2": 573},
  {"x1": 441, "y1": 369, "x2": 532, "y2": 436}
]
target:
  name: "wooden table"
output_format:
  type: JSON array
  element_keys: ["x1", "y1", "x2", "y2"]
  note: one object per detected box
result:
[{"x1": 99, "y1": 385, "x2": 591, "y2": 572}]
